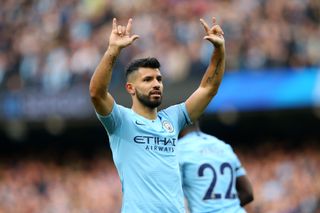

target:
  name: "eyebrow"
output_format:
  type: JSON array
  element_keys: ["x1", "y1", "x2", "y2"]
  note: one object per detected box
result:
[{"x1": 141, "y1": 73, "x2": 162, "y2": 79}]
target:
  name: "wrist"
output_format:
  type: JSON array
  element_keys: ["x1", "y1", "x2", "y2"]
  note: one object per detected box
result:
[
  {"x1": 214, "y1": 43, "x2": 225, "y2": 53},
  {"x1": 106, "y1": 45, "x2": 121, "y2": 56}
]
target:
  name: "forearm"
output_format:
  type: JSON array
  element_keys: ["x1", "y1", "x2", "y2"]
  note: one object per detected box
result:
[
  {"x1": 239, "y1": 193, "x2": 254, "y2": 207},
  {"x1": 200, "y1": 45, "x2": 225, "y2": 96},
  {"x1": 185, "y1": 17, "x2": 226, "y2": 122},
  {"x1": 89, "y1": 46, "x2": 121, "y2": 98},
  {"x1": 185, "y1": 45, "x2": 225, "y2": 121}
]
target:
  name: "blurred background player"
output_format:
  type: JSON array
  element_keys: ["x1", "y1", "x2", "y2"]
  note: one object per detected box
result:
[{"x1": 178, "y1": 121, "x2": 254, "y2": 212}]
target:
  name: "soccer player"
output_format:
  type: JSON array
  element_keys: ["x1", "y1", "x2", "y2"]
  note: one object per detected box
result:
[
  {"x1": 177, "y1": 122, "x2": 254, "y2": 213},
  {"x1": 89, "y1": 17, "x2": 225, "y2": 212}
]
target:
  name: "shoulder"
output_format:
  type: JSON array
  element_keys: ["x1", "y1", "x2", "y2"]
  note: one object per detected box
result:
[
  {"x1": 117, "y1": 104, "x2": 130, "y2": 111},
  {"x1": 178, "y1": 133, "x2": 195, "y2": 144},
  {"x1": 105, "y1": 104, "x2": 133, "y2": 124},
  {"x1": 114, "y1": 104, "x2": 132, "y2": 116},
  {"x1": 203, "y1": 133, "x2": 232, "y2": 149},
  {"x1": 160, "y1": 103, "x2": 185, "y2": 115}
]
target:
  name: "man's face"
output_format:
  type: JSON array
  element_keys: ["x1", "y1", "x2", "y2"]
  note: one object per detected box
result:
[{"x1": 129, "y1": 67, "x2": 163, "y2": 108}]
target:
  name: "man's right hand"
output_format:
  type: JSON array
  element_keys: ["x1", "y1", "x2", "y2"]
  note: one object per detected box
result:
[{"x1": 109, "y1": 18, "x2": 140, "y2": 50}]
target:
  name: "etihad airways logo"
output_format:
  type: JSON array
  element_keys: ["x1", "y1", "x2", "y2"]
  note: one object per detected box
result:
[{"x1": 133, "y1": 136, "x2": 176, "y2": 153}]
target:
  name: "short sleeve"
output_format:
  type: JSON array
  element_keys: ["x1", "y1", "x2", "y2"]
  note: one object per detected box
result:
[
  {"x1": 96, "y1": 101, "x2": 122, "y2": 135},
  {"x1": 232, "y1": 148, "x2": 246, "y2": 177}
]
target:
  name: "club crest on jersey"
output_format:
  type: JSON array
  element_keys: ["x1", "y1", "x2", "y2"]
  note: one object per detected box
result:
[{"x1": 162, "y1": 120, "x2": 174, "y2": 133}]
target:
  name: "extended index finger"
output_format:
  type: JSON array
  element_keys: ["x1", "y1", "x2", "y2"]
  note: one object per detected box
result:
[
  {"x1": 126, "y1": 18, "x2": 133, "y2": 35},
  {"x1": 112, "y1": 18, "x2": 117, "y2": 31},
  {"x1": 200, "y1": 18, "x2": 210, "y2": 33}
]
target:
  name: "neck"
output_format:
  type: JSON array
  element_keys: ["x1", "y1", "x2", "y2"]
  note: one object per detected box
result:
[{"x1": 131, "y1": 102, "x2": 158, "y2": 120}]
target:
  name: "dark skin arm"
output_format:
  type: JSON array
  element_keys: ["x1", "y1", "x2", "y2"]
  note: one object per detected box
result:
[{"x1": 236, "y1": 175, "x2": 254, "y2": 206}]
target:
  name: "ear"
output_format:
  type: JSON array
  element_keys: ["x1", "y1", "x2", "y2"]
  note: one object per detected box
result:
[{"x1": 125, "y1": 82, "x2": 135, "y2": 95}]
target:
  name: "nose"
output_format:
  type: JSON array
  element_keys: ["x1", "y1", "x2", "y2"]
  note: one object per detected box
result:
[{"x1": 152, "y1": 79, "x2": 161, "y2": 89}]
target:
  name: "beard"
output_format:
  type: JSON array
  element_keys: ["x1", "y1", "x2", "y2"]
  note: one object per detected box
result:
[{"x1": 136, "y1": 89, "x2": 162, "y2": 109}]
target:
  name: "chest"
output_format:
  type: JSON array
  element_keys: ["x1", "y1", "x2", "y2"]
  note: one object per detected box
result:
[{"x1": 119, "y1": 117, "x2": 178, "y2": 156}]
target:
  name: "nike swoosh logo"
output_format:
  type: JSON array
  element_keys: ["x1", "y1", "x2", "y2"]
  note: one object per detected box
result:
[{"x1": 135, "y1": 121, "x2": 145, "y2": 126}]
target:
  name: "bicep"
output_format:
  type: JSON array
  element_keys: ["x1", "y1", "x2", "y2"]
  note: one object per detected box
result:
[
  {"x1": 91, "y1": 93, "x2": 115, "y2": 116},
  {"x1": 185, "y1": 87, "x2": 212, "y2": 122},
  {"x1": 236, "y1": 175, "x2": 252, "y2": 193},
  {"x1": 236, "y1": 175, "x2": 254, "y2": 206}
]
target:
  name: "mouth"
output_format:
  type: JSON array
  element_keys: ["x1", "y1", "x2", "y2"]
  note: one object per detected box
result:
[{"x1": 150, "y1": 91, "x2": 162, "y2": 98}]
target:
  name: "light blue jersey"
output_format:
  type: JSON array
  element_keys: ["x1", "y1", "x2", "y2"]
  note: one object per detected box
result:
[
  {"x1": 97, "y1": 101, "x2": 191, "y2": 213},
  {"x1": 177, "y1": 131, "x2": 247, "y2": 213}
]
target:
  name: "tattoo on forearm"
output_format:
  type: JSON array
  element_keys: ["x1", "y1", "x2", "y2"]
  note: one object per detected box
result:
[
  {"x1": 206, "y1": 59, "x2": 222, "y2": 84},
  {"x1": 108, "y1": 54, "x2": 117, "y2": 66},
  {"x1": 214, "y1": 59, "x2": 222, "y2": 75}
]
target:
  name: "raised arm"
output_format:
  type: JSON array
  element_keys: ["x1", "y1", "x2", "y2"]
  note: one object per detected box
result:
[
  {"x1": 89, "y1": 18, "x2": 139, "y2": 115},
  {"x1": 185, "y1": 17, "x2": 225, "y2": 122}
]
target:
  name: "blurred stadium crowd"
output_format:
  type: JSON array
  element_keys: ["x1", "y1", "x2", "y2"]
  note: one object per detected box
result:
[
  {"x1": 1, "y1": 0, "x2": 320, "y2": 93},
  {"x1": 0, "y1": 155, "x2": 122, "y2": 213},
  {"x1": 1, "y1": 0, "x2": 320, "y2": 213},
  {"x1": 0, "y1": 143, "x2": 319, "y2": 213}
]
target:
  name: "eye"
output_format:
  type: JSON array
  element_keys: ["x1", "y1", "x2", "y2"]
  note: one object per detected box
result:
[
  {"x1": 157, "y1": 76, "x2": 162, "y2": 82},
  {"x1": 143, "y1": 78, "x2": 151, "y2": 82}
]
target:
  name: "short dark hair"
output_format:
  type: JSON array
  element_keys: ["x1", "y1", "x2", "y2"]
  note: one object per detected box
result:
[{"x1": 125, "y1": 57, "x2": 161, "y2": 79}]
